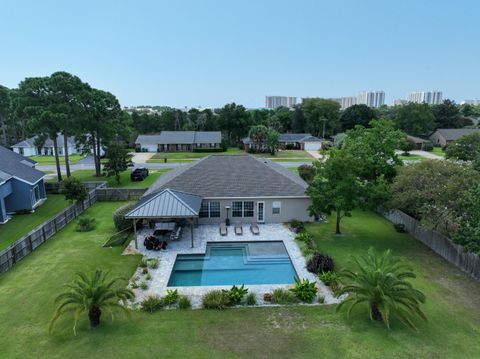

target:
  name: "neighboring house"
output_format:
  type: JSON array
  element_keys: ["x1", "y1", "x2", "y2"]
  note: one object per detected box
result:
[
  {"x1": 135, "y1": 131, "x2": 222, "y2": 152},
  {"x1": 12, "y1": 135, "x2": 78, "y2": 156},
  {"x1": 126, "y1": 154, "x2": 313, "y2": 225},
  {"x1": 429, "y1": 128, "x2": 480, "y2": 148},
  {"x1": 242, "y1": 133, "x2": 323, "y2": 151},
  {"x1": 0, "y1": 146, "x2": 46, "y2": 224},
  {"x1": 406, "y1": 135, "x2": 431, "y2": 150}
]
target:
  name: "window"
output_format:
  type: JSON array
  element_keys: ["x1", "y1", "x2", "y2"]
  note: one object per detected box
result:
[
  {"x1": 232, "y1": 201, "x2": 243, "y2": 217},
  {"x1": 272, "y1": 201, "x2": 281, "y2": 215},
  {"x1": 209, "y1": 202, "x2": 220, "y2": 217},
  {"x1": 199, "y1": 202, "x2": 209, "y2": 218},
  {"x1": 243, "y1": 201, "x2": 254, "y2": 217}
]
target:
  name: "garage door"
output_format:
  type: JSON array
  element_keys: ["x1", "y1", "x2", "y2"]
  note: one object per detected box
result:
[
  {"x1": 304, "y1": 142, "x2": 322, "y2": 151},
  {"x1": 144, "y1": 145, "x2": 158, "y2": 152}
]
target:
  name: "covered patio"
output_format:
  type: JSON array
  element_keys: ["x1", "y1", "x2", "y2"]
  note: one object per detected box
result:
[{"x1": 125, "y1": 188, "x2": 203, "y2": 249}]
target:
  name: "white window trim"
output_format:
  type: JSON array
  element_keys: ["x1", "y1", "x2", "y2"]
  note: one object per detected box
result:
[{"x1": 272, "y1": 201, "x2": 281, "y2": 215}]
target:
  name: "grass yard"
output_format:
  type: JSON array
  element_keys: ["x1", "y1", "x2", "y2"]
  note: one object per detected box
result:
[
  {"x1": 399, "y1": 154, "x2": 425, "y2": 162},
  {"x1": 0, "y1": 195, "x2": 69, "y2": 251},
  {"x1": 51, "y1": 169, "x2": 172, "y2": 188},
  {"x1": 30, "y1": 154, "x2": 85, "y2": 165},
  {"x1": 431, "y1": 147, "x2": 446, "y2": 157},
  {"x1": 0, "y1": 206, "x2": 479, "y2": 358},
  {"x1": 147, "y1": 148, "x2": 242, "y2": 162},
  {"x1": 253, "y1": 150, "x2": 315, "y2": 160}
]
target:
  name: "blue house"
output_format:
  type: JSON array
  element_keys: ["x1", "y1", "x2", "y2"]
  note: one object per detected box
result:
[{"x1": 0, "y1": 145, "x2": 47, "y2": 224}]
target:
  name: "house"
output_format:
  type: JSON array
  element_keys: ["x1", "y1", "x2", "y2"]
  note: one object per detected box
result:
[
  {"x1": 406, "y1": 135, "x2": 431, "y2": 150},
  {"x1": 0, "y1": 146, "x2": 46, "y2": 224},
  {"x1": 12, "y1": 135, "x2": 78, "y2": 156},
  {"x1": 125, "y1": 154, "x2": 313, "y2": 227},
  {"x1": 429, "y1": 128, "x2": 480, "y2": 148},
  {"x1": 242, "y1": 133, "x2": 323, "y2": 151},
  {"x1": 135, "y1": 131, "x2": 222, "y2": 152}
]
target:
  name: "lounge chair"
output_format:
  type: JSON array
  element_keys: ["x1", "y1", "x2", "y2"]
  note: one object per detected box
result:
[
  {"x1": 170, "y1": 226, "x2": 182, "y2": 241},
  {"x1": 219, "y1": 222, "x2": 228, "y2": 236},
  {"x1": 234, "y1": 223, "x2": 243, "y2": 236},
  {"x1": 250, "y1": 222, "x2": 260, "y2": 235}
]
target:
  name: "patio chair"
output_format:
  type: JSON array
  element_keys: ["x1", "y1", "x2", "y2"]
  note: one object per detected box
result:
[
  {"x1": 250, "y1": 222, "x2": 260, "y2": 235},
  {"x1": 219, "y1": 222, "x2": 228, "y2": 236},
  {"x1": 170, "y1": 226, "x2": 182, "y2": 241},
  {"x1": 234, "y1": 223, "x2": 243, "y2": 236}
]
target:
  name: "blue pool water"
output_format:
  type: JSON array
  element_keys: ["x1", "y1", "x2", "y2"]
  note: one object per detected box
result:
[{"x1": 167, "y1": 241, "x2": 298, "y2": 287}]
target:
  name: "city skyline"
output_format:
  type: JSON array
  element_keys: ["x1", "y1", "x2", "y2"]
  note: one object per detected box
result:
[{"x1": 1, "y1": 0, "x2": 479, "y2": 108}]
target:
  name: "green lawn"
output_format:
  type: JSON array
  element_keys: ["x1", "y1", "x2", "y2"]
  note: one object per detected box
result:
[
  {"x1": 147, "y1": 148, "x2": 242, "y2": 162},
  {"x1": 50, "y1": 169, "x2": 172, "y2": 188},
  {"x1": 0, "y1": 195, "x2": 69, "y2": 251},
  {"x1": 399, "y1": 154, "x2": 425, "y2": 161},
  {"x1": 430, "y1": 147, "x2": 446, "y2": 157},
  {"x1": 30, "y1": 155, "x2": 85, "y2": 165},
  {"x1": 253, "y1": 150, "x2": 314, "y2": 160},
  {"x1": 0, "y1": 205, "x2": 478, "y2": 358}
]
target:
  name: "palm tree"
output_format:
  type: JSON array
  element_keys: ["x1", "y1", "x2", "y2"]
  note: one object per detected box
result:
[
  {"x1": 336, "y1": 248, "x2": 427, "y2": 331},
  {"x1": 49, "y1": 269, "x2": 134, "y2": 335}
]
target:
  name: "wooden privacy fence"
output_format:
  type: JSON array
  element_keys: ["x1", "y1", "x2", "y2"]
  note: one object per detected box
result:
[
  {"x1": 383, "y1": 209, "x2": 480, "y2": 282},
  {"x1": 0, "y1": 184, "x2": 146, "y2": 275},
  {"x1": 45, "y1": 181, "x2": 107, "y2": 194}
]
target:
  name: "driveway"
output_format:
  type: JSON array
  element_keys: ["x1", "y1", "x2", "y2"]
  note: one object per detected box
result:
[
  {"x1": 306, "y1": 150, "x2": 324, "y2": 160},
  {"x1": 131, "y1": 152, "x2": 154, "y2": 164},
  {"x1": 410, "y1": 150, "x2": 443, "y2": 160}
]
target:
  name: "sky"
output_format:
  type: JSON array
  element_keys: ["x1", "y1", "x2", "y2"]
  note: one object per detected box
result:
[{"x1": 1, "y1": 0, "x2": 479, "y2": 108}]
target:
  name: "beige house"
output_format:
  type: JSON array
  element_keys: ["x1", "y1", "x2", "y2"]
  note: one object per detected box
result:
[{"x1": 429, "y1": 128, "x2": 480, "y2": 148}]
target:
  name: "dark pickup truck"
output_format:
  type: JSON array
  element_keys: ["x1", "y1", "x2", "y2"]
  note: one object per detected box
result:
[{"x1": 130, "y1": 167, "x2": 149, "y2": 181}]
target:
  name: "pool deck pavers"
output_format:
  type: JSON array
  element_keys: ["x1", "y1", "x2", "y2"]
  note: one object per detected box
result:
[{"x1": 127, "y1": 223, "x2": 340, "y2": 308}]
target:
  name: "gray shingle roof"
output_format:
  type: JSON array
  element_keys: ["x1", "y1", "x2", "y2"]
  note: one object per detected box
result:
[
  {"x1": 144, "y1": 155, "x2": 308, "y2": 198},
  {"x1": 135, "y1": 134, "x2": 162, "y2": 146},
  {"x1": 126, "y1": 189, "x2": 202, "y2": 218},
  {"x1": 435, "y1": 128, "x2": 480, "y2": 141},
  {"x1": 0, "y1": 146, "x2": 44, "y2": 184},
  {"x1": 135, "y1": 131, "x2": 221, "y2": 145},
  {"x1": 193, "y1": 131, "x2": 222, "y2": 144},
  {"x1": 12, "y1": 134, "x2": 76, "y2": 148},
  {"x1": 279, "y1": 133, "x2": 313, "y2": 142}
]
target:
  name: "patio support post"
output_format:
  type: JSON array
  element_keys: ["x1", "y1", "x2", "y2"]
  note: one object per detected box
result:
[
  {"x1": 133, "y1": 219, "x2": 138, "y2": 249},
  {"x1": 190, "y1": 219, "x2": 194, "y2": 248}
]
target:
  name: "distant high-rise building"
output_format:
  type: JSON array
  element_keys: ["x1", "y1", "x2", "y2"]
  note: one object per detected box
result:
[
  {"x1": 461, "y1": 99, "x2": 480, "y2": 105},
  {"x1": 333, "y1": 96, "x2": 357, "y2": 110},
  {"x1": 393, "y1": 99, "x2": 407, "y2": 106},
  {"x1": 265, "y1": 96, "x2": 297, "y2": 109},
  {"x1": 357, "y1": 91, "x2": 385, "y2": 108},
  {"x1": 407, "y1": 91, "x2": 443, "y2": 105}
]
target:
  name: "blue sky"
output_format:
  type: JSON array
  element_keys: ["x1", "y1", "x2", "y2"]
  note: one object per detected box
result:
[{"x1": 1, "y1": 0, "x2": 478, "y2": 108}]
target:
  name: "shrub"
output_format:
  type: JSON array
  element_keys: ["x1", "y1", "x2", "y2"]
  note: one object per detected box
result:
[
  {"x1": 145, "y1": 273, "x2": 152, "y2": 280},
  {"x1": 271, "y1": 288, "x2": 297, "y2": 305},
  {"x1": 306, "y1": 252, "x2": 335, "y2": 274},
  {"x1": 263, "y1": 293, "x2": 272, "y2": 302},
  {"x1": 246, "y1": 293, "x2": 257, "y2": 306},
  {"x1": 318, "y1": 296, "x2": 325, "y2": 304},
  {"x1": 290, "y1": 278, "x2": 317, "y2": 303},
  {"x1": 163, "y1": 289, "x2": 179, "y2": 305},
  {"x1": 61, "y1": 177, "x2": 88, "y2": 203},
  {"x1": 298, "y1": 164, "x2": 316, "y2": 184},
  {"x1": 75, "y1": 216, "x2": 96, "y2": 232},
  {"x1": 393, "y1": 223, "x2": 406, "y2": 233},
  {"x1": 202, "y1": 290, "x2": 230, "y2": 309},
  {"x1": 319, "y1": 271, "x2": 340, "y2": 286},
  {"x1": 192, "y1": 148, "x2": 225, "y2": 153},
  {"x1": 139, "y1": 259, "x2": 148, "y2": 268},
  {"x1": 227, "y1": 284, "x2": 248, "y2": 304},
  {"x1": 113, "y1": 202, "x2": 136, "y2": 231},
  {"x1": 295, "y1": 231, "x2": 313, "y2": 243},
  {"x1": 288, "y1": 219, "x2": 304, "y2": 232},
  {"x1": 146, "y1": 258, "x2": 159, "y2": 269},
  {"x1": 177, "y1": 295, "x2": 192, "y2": 309},
  {"x1": 141, "y1": 295, "x2": 164, "y2": 313},
  {"x1": 140, "y1": 282, "x2": 148, "y2": 290}
]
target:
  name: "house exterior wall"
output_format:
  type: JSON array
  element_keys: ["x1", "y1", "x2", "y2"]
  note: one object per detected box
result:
[
  {"x1": 0, "y1": 181, "x2": 13, "y2": 223},
  {"x1": 3, "y1": 178, "x2": 46, "y2": 212},
  {"x1": 13, "y1": 145, "x2": 77, "y2": 156},
  {"x1": 303, "y1": 141, "x2": 322, "y2": 151},
  {"x1": 197, "y1": 197, "x2": 313, "y2": 225}
]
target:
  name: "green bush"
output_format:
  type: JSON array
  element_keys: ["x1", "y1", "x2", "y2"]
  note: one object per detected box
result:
[
  {"x1": 140, "y1": 282, "x2": 148, "y2": 290},
  {"x1": 192, "y1": 148, "x2": 225, "y2": 153},
  {"x1": 271, "y1": 288, "x2": 297, "y2": 305},
  {"x1": 139, "y1": 259, "x2": 148, "y2": 268},
  {"x1": 393, "y1": 223, "x2": 406, "y2": 233},
  {"x1": 288, "y1": 219, "x2": 304, "y2": 232},
  {"x1": 319, "y1": 271, "x2": 340, "y2": 286},
  {"x1": 245, "y1": 293, "x2": 257, "y2": 306},
  {"x1": 75, "y1": 216, "x2": 96, "y2": 232},
  {"x1": 295, "y1": 231, "x2": 313, "y2": 243},
  {"x1": 61, "y1": 177, "x2": 88, "y2": 203},
  {"x1": 163, "y1": 289, "x2": 179, "y2": 305},
  {"x1": 177, "y1": 295, "x2": 192, "y2": 309},
  {"x1": 140, "y1": 295, "x2": 164, "y2": 313},
  {"x1": 290, "y1": 278, "x2": 317, "y2": 303},
  {"x1": 318, "y1": 296, "x2": 325, "y2": 304},
  {"x1": 145, "y1": 273, "x2": 152, "y2": 281},
  {"x1": 113, "y1": 202, "x2": 136, "y2": 231},
  {"x1": 227, "y1": 284, "x2": 248, "y2": 304},
  {"x1": 202, "y1": 290, "x2": 230, "y2": 309},
  {"x1": 306, "y1": 252, "x2": 335, "y2": 274},
  {"x1": 146, "y1": 258, "x2": 159, "y2": 269}
]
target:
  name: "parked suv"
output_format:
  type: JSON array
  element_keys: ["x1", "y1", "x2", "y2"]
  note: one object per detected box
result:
[{"x1": 130, "y1": 167, "x2": 149, "y2": 181}]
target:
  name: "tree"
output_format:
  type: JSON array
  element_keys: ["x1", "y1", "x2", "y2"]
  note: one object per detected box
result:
[
  {"x1": 389, "y1": 160, "x2": 480, "y2": 234},
  {"x1": 339, "y1": 104, "x2": 377, "y2": 131},
  {"x1": 395, "y1": 102, "x2": 435, "y2": 135},
  {"x1": 49, "y1": 270, "x2": 134, "y2": 334},
  {"x1": 445, "y1": 132, "x2": 480, "y2": 161},
  {"x1": 337, "y1": 248, "x2": 427, "y2": 331},
  {"x1": 453, "y1": 183, "x2": 480, "y2": 254},
  {"x1": 265, "y1": 128, "x2": 280, "y2": 155},
  {"x1": 308, "y1": 148, "x2": 363, "y2": 234},
  {"x1": 432, "y1": 99, "x2": 463, "y2": 128},
  {"x1": 217, "y1": 103, "x2": 251, "y2": 145},
  {"x1": 0, "y1": 85, "x2": 10, "y2": 146},
  {"x1": 274, "y1": 106, "x2": 293, "y2": 132},
  {"x1": 103, "y1": 142, "x2": 133, "y2": 184},
  {"x1": 291, "y1": 104, "x2": 306, "y2": 132},
  {"x1": 248, "y1": 124, "x2": 268, "y2": 151},
  {"x1": 298, "y1": 164, "x2": 316, "y2": 184},
  {"x1": 61, "y1": 177, "x2": 88, "y2": 203},
  {"x1": 302, "y1": 98, "x2": 340, "y2": 137}
]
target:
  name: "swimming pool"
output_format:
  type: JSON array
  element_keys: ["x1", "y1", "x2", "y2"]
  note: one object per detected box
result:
[{"x1": 167, "y1": 241, "x2": 298, "y2": 287}]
